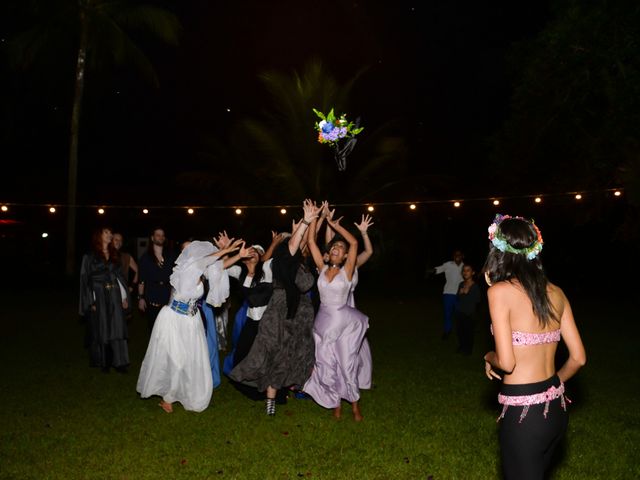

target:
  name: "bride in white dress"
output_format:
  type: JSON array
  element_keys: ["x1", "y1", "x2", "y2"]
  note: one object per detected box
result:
[{"x1": 136, "y1": 240, "x2": 242, "y2": 413}]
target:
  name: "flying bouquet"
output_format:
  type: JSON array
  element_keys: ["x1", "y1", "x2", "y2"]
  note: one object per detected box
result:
[{"x1": 313, "y1": 108, "x2": 363, "y2": 171}]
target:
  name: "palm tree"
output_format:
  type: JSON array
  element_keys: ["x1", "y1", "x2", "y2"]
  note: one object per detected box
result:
[
  {"x1": 181, "y1": 60, "x2": 410, "y2": 204},
  {"x1": 9, "y1": 0, "x2": 181, "y2": 275}
]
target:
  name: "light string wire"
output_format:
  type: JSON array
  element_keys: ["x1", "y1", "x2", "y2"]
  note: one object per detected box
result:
[{"x1": 0, "y1": 188, "x2": 624, "y2": 210}]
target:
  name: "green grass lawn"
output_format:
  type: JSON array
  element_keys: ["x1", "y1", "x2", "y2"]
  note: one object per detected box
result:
[{"x1": 1, "y1": 284, "x2": 638, "y2": 479}]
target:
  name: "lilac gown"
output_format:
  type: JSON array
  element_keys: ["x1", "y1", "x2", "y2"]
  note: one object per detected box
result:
[{"x1": 304, "y1": 266, "x2": 371, "y2": 408}]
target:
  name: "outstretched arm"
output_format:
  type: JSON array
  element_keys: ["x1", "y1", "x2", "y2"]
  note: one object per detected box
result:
[
  {"x1": 326, "y1": 214, "x2": 358, "y2": 281},
  {"x1": 288, "y1": 199, "x2": 320, "y2": 255},
  {"x1": 324, "y1": 207, "x2": 343, "y2": 246},
  {"x1": 354, "y1": 214, "x2": 374, "y2": 267},
  {"x1": 307, "y1": 216, "x2": 326, "y2": 272},
  {"x1": 223, "y1": 242, "x2": 252, "y2": 269},
  {"x1": 261, "y1": 231, "x2": 287, "y2": 262}
]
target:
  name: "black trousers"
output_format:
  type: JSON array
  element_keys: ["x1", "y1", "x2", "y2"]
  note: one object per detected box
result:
[
  {"x1": 454, "y1": 311, "x2": 474, "y2": 354},
  {"x1": 499, "y1": 376, "x2": 568, "y2": 480},
  {"x1": 146, "y1": 304, "x2": 163, "y2": 333}
]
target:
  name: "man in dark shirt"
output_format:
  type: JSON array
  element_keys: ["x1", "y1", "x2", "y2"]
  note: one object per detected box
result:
[
  {"x1": 137, "y1": 228, "x2": 176, "y2": 332},
  {"x1": 454, "y1": 263, "x2": 482, "y2": 355}
]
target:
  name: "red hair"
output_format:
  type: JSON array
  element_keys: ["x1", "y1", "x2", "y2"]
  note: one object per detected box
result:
[{"x1": 91, "y1": 227, "x2": 119, "y2": 264}]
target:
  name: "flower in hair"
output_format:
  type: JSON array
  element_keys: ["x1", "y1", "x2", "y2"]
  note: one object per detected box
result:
[{"x1": 487, "y1": 214, "x2": 543, "y2": 260}]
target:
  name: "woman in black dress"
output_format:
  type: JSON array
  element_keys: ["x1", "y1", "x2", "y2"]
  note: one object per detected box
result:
[{"x1": 79, "y1": 227, "x2": 129, "y2": 373}]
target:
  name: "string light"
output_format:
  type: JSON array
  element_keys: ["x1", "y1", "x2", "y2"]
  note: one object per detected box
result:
[
  {"x1": 280, "y1": 208, "x2": 287, "y2": 214},
  {"x1": 187, "y1": 208, "x2": 195, "y2": 215},
  {"x1": 0, "y1": 188, "x2": 624, "y2": 214}
]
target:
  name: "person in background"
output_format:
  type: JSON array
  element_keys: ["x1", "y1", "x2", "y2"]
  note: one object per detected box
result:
[
  {"x1": 137, "y1": 228, "x2": 176, "y2": 333},
  {"x1": 454, "y1": 263, "x2": 482, "y2": 355},
  {"x1": 79, "y1": 227, "x2": 129, "y2": 373},
  {"x1": 112, "y1": 232, "x2": 139, "y2": 289},
  {"x1": 429, "y1": 250, "x2": 464, "y2": 339}
]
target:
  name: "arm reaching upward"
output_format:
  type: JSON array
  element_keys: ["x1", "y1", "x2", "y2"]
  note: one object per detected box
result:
[
  {"x1": 288, "y1": 199, "x2": 320, "y2": 255},
  {"x1": 326, "y1": 214, "x2": 358, "y2": 281},
  {"x1": 354, "y1": 214, "x2": 374, "y2": 267}
]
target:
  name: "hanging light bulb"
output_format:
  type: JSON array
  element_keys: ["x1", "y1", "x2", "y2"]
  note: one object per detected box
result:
[
  {"x1": 575, "y1": 194, "x2": 582, "y2": 200},
  {"x1": 492, "y1": 200, "x2": 500, "y2": 206},
  {"x1": 534, "y1": 197, "x2": 542, "y2": 204},
  {"x1": 453, "y1": 201, "x2": 461, "y2": 208},
  {"x1": 187, "y1": 208, "x2": 194, "y2": 215},
  {"x1": 280, "y1": 208, "x2": 287, "y2": 214},
  {"x1": 49, "y1": 207, "x2": 56, "y2": 213},
  {"x1": 367, "y1": 205, "x2": 374, "y2": 212},
  {"x1": 235, "y1": 208, "x2": 242, "y2": 215},
  {"x1": 409, "y1": 204, "x2": 416, "y2": 210},
  {"x1": 97, "y1": 208, "x2": 105, "y2": 215}
]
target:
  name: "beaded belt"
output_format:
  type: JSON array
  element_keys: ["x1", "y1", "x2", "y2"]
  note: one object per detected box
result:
[
  {"x1": 497, "y1": 382, "x2": 570, "y2": 423},
  {"x1": 170, "y1": 299, "x2": 199, "y2": 316}
]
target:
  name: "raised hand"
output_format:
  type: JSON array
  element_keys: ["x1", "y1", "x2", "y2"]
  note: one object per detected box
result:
[
  {"x1": 214, "y1": 230, "x2": 232, "y2": 249},
  {"x1": 238, "y1": 242, "x2": 252, "y2": 258},
  {"x1": 320, "y1": 200, "x2": 330, "y2": 218},
  {"x1": 271, "y1": 231, "x2": 287, "y2": 245},
  {"x1": 355, "y1": 214, "x2": 374, "y2": 233},
  {"x1": 302, "y1": 198, "x2": 320, "y2": 223},
  {"x1": 224, "y1": 238, "x2": 244, "y2": 254},
  {"x1": 326, "y1": 209, "x2": 344, "y2": 228}
]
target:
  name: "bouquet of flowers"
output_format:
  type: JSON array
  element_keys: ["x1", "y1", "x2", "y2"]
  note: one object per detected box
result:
[{"x1": 313, "y1": 108, "x2": 364, "y2": 171}]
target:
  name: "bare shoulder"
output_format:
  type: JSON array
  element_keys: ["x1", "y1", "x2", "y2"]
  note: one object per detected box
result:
[
  {"x1": 487, "y1": 281, "x2": 515, "y2": 299},
  {"x1": 547, "y1": 282, "x2": 568, "y2": 303}
]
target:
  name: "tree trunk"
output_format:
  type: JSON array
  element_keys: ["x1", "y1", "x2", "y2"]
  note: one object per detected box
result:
[{"x1": 65, "y1": 7, "x2": 88, "y2": 276}]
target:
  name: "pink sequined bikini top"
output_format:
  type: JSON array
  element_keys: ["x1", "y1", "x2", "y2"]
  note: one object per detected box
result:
[{"x1": 491, "y1": 325, "x2": 561, "y2": 346}]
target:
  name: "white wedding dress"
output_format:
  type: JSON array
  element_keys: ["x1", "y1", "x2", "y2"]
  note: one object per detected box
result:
[{"x1": 137, "y1": 242, "x2": 226, "y2": 412}]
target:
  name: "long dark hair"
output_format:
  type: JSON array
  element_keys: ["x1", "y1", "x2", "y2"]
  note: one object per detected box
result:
[
  {"x1": 483, "y1": 218, "x2": 557, "y2": 327},
  {"x1": 91, "y1": 227, "x2": 119, "y2": 265}
]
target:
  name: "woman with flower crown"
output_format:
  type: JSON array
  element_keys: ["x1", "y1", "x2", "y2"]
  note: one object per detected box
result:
[{"x1": 482, "y1": 215, "x2": 586, "y2": 479}]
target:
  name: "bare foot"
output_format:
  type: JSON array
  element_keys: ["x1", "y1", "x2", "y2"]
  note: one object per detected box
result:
[
  {"x1": 352, "y1": 402, "x2": 363, "y2": 422},
  {"x1": 159, "y1": 400, "x2": 173, "y2": 413},
  {"x1": 333, "y1": 405, "x2": 342, "y2": 419}
]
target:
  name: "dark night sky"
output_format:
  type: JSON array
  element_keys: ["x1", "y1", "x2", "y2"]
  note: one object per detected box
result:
[{"x1": 1, "y1": 0, "x2": 551, "y2": 204}]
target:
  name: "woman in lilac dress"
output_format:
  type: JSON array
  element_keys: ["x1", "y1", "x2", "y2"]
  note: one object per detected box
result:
[{"x1": 303, "y1": 212, "x2": 370, "y2": 421}]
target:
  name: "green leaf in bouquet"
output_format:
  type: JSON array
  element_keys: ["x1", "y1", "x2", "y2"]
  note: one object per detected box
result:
[{"x1": 312, "y1": 108, "x2": 326, "y2": 120}]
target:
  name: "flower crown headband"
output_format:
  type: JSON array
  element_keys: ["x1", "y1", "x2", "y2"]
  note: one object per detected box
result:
[{"x1": 487, "y1": 214, "x2": 543, "y2": 260}]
